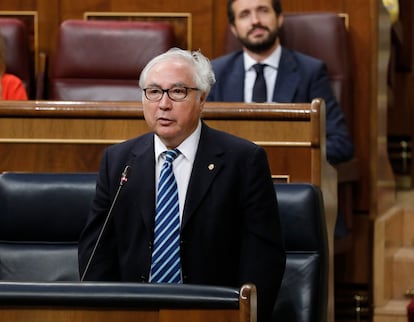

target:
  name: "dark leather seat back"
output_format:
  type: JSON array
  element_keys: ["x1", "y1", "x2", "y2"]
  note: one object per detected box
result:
[
  {"x1": 273, "y1": 183, "x2": 329, "y2": 322},
  {"x1": 0, "y1": 18, "x2": 33, "y2": 97},
  {"x1": 0, "y1": 172, "x2": 97, "y2": 281},
  {"x1": 0, "y1": 173, "x2": 328, "y2": 322},
  {"x1": 49, "y1": 19, "x2": 175, "y2": 101}
]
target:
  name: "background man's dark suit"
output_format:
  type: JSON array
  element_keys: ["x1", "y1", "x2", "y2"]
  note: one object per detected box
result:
[
  {"x1": 78, "y1": 122, "x2": 286, "y2": 322},
  {"x1": 208, "y1": 48, "x2": 354, "y2": 165}
]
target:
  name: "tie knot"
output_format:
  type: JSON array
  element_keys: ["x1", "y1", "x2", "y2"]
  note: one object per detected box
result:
[
  {"x1": 253, "y1": 63, "x2": 266, "y2": 74},
  {"x1": 164, "y1": 149, "x2": 180, "y2": 163}
]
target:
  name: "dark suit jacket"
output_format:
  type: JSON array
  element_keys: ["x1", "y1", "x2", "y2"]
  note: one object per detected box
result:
[
  {"x1": 78, "y1": 122, "x2": 286, "y2": 322},
  {"x1": 208, "y1": 48, "x2": 354, "y2": 165}
]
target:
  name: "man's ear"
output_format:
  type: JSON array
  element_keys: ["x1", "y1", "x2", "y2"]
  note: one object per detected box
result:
[
  {"x1": 230, "y1": 24, "x2": 238, "y2": 37},
  {"x1": 277, "y1": 14, "x2": 284, "y2": 28},
  {"x1": 199, "y1": 91, "x2": 207, "y2": 104},
  {"x1": 198, "y1": 91, "x2": 207, "y2": 111}
]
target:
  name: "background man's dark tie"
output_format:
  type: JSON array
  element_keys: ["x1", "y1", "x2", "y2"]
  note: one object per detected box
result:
[{"x1": 252, "y1": 63, "x2": 267, "y2": 103}]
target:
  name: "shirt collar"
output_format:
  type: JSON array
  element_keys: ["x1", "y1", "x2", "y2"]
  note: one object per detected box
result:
[
  {"x1": 243, "y1": 45, "x2": 282, "y2": 72},
  {"x1": 154, "y1": 120, "x2": 201, "y2": 163}
]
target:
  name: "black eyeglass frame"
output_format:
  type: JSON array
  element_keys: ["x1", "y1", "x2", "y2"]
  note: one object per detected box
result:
[{"x1": 143, "y1": 86, "x2": 200, "y2": 102}]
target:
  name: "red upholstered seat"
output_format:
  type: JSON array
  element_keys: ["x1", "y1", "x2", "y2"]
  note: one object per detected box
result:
[
  {"x1": 0, "y1": 18, "x2": 33, "y2": 98},
  {"x1": 280, "y1": 13, "x2": 353, "y2": 134},
  {"x1": 49, "y1": 19, "x2": 175, "y2": 101}
]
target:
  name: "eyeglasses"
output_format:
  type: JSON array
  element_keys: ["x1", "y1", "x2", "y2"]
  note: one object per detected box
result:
[{"x1": 143, "y1": 86, "x2": 199, "y2": 102}]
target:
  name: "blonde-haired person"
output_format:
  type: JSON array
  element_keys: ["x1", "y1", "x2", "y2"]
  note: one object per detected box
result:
[{"x1": 0, "y1": 33, "x2": 28, "y2": 100}]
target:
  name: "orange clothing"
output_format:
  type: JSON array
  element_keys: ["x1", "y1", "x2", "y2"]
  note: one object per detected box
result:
[{"x1": 1, "y1": 73, "x2": 28, "y2": 100}]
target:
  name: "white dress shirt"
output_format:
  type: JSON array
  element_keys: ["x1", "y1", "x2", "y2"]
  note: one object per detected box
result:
[
  {"x1": 154, "y1": 120, "x2": 201, "y2": 223},
  {"x1": 243, "y1": 46, "x2": 282, "y2": 102}
]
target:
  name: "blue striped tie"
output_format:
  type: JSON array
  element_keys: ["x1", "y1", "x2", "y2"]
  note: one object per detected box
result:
[{"x1": 150, "y1": 148, "x2": 181, "y2": 283}]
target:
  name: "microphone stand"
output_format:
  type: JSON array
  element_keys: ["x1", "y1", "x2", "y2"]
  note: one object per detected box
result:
[{"x1": 80, "y1": 166, "x2": 130, "y2": 282}]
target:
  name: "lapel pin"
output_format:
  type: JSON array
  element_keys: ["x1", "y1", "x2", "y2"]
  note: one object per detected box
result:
[{"x1": 208, "y1": 164, "x2": 215, "y2": 171}]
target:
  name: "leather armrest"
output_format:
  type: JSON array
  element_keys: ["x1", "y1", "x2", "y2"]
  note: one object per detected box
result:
[{"x1": 0, "y1": 282, "x2": 240, "y2": 309}]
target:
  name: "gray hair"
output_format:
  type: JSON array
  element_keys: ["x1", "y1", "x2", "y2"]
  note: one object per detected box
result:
[{"x1": 139, "y1": 47, "x2": 216, "y2": 96}]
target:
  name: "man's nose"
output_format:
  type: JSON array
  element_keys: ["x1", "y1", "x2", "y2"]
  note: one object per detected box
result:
[
  {"x1": 158, "y1": 91, "x2": 173, "y2": 109},
  {"x1": 250, "y1": 11, "x2": 261, "y2": 24}
]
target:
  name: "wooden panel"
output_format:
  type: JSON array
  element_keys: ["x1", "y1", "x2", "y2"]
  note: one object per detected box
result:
[
  {"x1": 159, "y1": 309, "x2": 240, "y2": 322},
  {"x1": 0, "y1": 309, "x2": 159, "y2": 322},
  {"x1": 0, "y1": 142, "x2": 315, "y2": 183},
  {"x1": 0, "y1": 99, "x2": 331, "y2": 193},
  {"x1": 0, "y1": 308, "x2": 243, "y2": 322},
  {"x1": 0, "y1": 100, "x2": 324, "y2": 180},
  {"x1": 265, "y1": 147, "x2": 312, "y2": 183},
  {"x1": 0, "y1": 144, "x2": 105, "y2": 172}
]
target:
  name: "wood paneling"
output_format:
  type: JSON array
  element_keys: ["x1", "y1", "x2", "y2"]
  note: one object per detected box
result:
[{"x1": 0, "y1": 308, "x2": 245, "y2": 322}]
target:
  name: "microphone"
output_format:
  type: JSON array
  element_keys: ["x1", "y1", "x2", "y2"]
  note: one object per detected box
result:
[
  {"x1": 120, "y1": 165, "x2": 131, "y2": 186},
  {"x1": 80, "y1": 165, "x2": 131, "y2": 282}
]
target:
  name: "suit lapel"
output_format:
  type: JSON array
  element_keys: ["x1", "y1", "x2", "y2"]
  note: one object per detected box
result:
[
  {"x1": 224, "y1": 54, "x2": 245, "y2": 101},
  {"x1": 127, "y1": 135, "x2": 156, "y2": 233},
  {"x1": 273, "y1": 48, "x2": 300, "y2": 102},
  {"x1": 181, "y1": 124, "x2": 224, "y2": 229}
]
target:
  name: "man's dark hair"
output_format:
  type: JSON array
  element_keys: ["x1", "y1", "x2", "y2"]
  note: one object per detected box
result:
[{"x1": 227, "y1": 0, "x2": 283, "y2": 24}]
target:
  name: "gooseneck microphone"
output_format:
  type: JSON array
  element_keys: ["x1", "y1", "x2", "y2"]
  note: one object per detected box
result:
[{"x1": 80, "y1": 165, "x2": 131, "y2": 282}]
